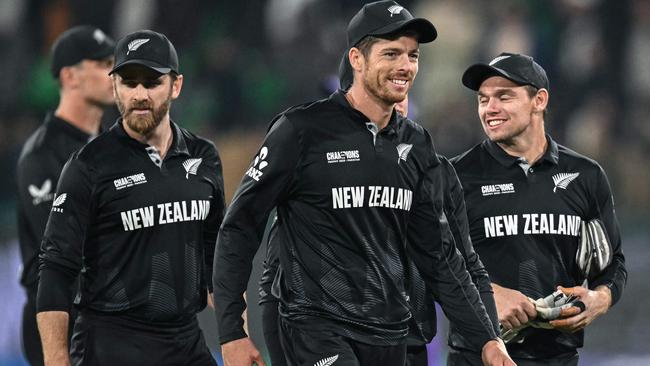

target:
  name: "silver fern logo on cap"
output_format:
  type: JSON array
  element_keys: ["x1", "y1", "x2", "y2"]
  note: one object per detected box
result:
[
  {"x1": 552, "y1": 172, "x2": 580, "y2": 192},
  {"x1": 127, "y1": 38, "x2": 150, "y2": 55}
]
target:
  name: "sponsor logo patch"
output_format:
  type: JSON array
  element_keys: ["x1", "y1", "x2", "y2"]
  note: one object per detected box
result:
[
  {"x1": 246, "y1": 146, "x2": 269, "y2": 181},
  {"x1": 481, "y1": 183, "x2": 515, "y2": 196},
  {"x1": 28, "y1": 179, "x2": 54, "y2": 205},
  {"x1": 326, "y1": 150, "x2": 360, "y2": 164},
  {"x1": 114, "y1": 173, "x2": 148, "y2": 190}
]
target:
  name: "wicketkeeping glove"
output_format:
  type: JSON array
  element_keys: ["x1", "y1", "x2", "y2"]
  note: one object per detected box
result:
[{"x1": 576, "y1": 218, "x2": 612, "y2": 281}]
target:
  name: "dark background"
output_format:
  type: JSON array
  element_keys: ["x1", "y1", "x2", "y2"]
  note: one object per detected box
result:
[{"x1": 0, "y1": 1, "x2": 648, "y2": 365}]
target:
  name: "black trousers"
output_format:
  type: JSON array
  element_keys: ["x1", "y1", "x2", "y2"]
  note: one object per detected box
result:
[
  {"x1": 69, "y1": 311, "x2": 215, "y2": 366},
  {"x1": 261, "y1": 301, "x2": 288, "y2": 366},
  {"x1": 405, "y1": 345, "x2": 427, "y2": 366},
  {"x1": 279, "y1": 316, "x2": 406, "y2": 366}
]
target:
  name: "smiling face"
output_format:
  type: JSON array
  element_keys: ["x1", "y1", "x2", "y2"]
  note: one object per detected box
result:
[
  {"x1": 357, "y1": 35, "x2": 419, "y2": 107},
  {"x1": 477, "y1": 76, "x2": 547, "y2": 145},
  {"x1": 112, "y1": 64, "x2": 182, "y2": 136}
]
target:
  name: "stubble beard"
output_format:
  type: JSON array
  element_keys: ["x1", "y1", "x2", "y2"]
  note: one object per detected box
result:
[{"x1": 363, "y1": 68, "x2": 409, "y2": 106}]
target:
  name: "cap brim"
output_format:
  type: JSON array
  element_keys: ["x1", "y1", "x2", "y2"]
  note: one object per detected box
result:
[
  {"x1": 461, "y1": 64, "x2": 529, "y2": 91},
  {"x1": 371, "y1": 18, "x2": 437, "y2": 44},
  {"x1": 109, "y1": 59, "x2": 172, "y2": 75}
]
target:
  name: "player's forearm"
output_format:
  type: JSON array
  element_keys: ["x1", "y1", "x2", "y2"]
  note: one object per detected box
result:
[{"x1": 37, "y1": 311, "x2": 71, "y2": 366}]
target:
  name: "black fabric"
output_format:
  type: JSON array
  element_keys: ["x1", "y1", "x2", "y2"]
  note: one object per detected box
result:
[
  {"x1": 50, "y1": 26, "x2": 114, "y2": 77},
  {"x1": 451, "y1": 136, "x2": 626, "y2": 359},
  {"x1": 17, "y1": 113, "x2": 94, "y2": 364},
  {"x1": 214, "y1": 89, "x2": 496, "y2": 348},
  {"x1": 37, "y1": 119, "x2": 225, "y2": 325},
  {"x1": 405, "y1": 345, "x2": 427, "y2": 366},
  {"x1": 279, "y1": 317, "x2": 406, "y2": 366},
  {"x1": 69, "y1": 312, "x2": 215, "y2": 366},
  {"x1": 512, "y1": 353, "x2": 579, "y2": 366},
  {"x1": 261, "y1": 301, "x2": 288, "y2": 366}
]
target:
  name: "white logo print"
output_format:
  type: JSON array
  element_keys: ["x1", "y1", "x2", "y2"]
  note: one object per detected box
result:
[
  {"x1": 388, "y1": 5, "x2": 404, "y2": 16},
  {"x1": 314, "y1": 354, "x2": 339, "y2": 366},
  {"x1": 93, "y1": 29, "x2": 107, "y2": 44},
  {"x1": 52, "y1": 193, "x2": 67, "y2": 213},
  {"x1": 246, "y1": 146, "x2": 269, "y2": 182},
  {"x1": 326, "y1": 150, "x2": 360, "y2": 164},
  {"x1": 552, "y1": 172, "x2": 580, "y2": 192},
  {"x1": 489, "y1": 55, "x2": 512, "y2": 66},
  {"x1": 183, "y1": 158, "x2": 203, "y2": 179},
  {"x1": 127, "y1": 38, "x2": 150, "y2": 55},
  {"x1": 28, "y1": 179, "x2": 53, "y2": 205},
  {"x1": 396, "y1": 143, "x2": 413, "y2": 164},
  {"x1": 481, "y1": 183, "x2": 515, "y2": 196},
  {"x1": 114, "y1": 173, "x2": 148, "y2": 190}
]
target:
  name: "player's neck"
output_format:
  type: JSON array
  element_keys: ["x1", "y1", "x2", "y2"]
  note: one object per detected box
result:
[
  {"x1": 124, "y1": 116, "x2": 173, "y2": 159},
  {"x1": 497, "y1": 121, "x2": 547, "y2": 164},
  {"x1": 345, "y1": 85, "x2": 394, "y2": 130},
  {"x1": 55, "y1": 95, "x2": 103, "y2": 136}
]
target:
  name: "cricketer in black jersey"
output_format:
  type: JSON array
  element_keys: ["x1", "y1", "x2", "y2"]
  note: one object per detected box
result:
[
  {"x1": 214, "y1": 88, "x2": 497, "y2": 351},
  {"x1": 17, "y1": 25, "x2": 115, "y2": 366},
  {"x1": 37, "y1": 30, "x2": 223, "y2": 365},
  {"x1": 452, "y1": 52, "x2": 626, "y2": 363}
]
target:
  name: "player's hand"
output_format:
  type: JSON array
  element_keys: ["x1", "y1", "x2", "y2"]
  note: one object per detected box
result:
[
  {"x1": 221, "y1": 337, "x2": 266, "y2": 366},
  {"x1": 550, "y1": 285, "x2": 611, "y2": 333},
  {"x1": 492, "y1": 283, "x2": 537, "y2": 330},
  {"x1": 481, "y1": 338, "x2": 517, "y2": 366}
]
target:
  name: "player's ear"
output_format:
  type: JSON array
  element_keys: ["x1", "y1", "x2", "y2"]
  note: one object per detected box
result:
[
  {"x1": 534, "y1": 88, "x2": 549, "y2": 113},
  {"x1": 171, "y1": 74, "x2": 183, "y2": 99}
]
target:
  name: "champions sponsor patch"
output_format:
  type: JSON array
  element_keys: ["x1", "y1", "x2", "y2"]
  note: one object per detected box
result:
[{"x1": 481, "y1": 183, "x2": 515, "y2": 196}]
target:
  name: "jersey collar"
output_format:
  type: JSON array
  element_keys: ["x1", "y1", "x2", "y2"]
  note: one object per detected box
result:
[
  {"x1": 484, "y1": 134, "x2": 560, "y2": 167},
  {"x1": 331, "y1": 89, "x2": 400, "y2": 134}
]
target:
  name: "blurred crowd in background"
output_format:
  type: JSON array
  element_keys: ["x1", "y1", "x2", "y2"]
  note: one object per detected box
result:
[{"x1": 0, "y1": 0, "x2": 648, "y2": 365}]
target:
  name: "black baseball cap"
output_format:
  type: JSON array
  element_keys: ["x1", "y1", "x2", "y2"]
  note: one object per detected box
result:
[
  {"x1": 347, "y1": 0, "x2": 437, "y2": 48},
  {"x1": 462, "y1": 52, "x2": 549, "y2": 91},
  {"x1": 50, "y1": 25, "x2": 115, "y2": 78},
  {"x1": 110, "y1": 30, "x2": 179, "y2": 75},
  {"x1": 338, "y1": 51, "x2": 353, "y2": 91}
]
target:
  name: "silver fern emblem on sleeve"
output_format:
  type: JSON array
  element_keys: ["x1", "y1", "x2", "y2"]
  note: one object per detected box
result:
[
  {"x1": 552, "y1": 172, "x2": 580, "y2": 192},
  {"x1": 52, "y1": 193, "x2": 67, "y2": 207},
  {"x1": 183, "y1": 158, "x2": 203, "y2": 179},
  {"x1": 314, "y1": 354, "x2": 339, "y2": 366},
  {"x1": 127, "y1": 38, "x2": 150, "y2": 55}
]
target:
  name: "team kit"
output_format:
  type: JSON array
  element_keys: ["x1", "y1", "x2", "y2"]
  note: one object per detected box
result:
[{"x1": 17, "y1": 1, "x2": 626, "y2": 366}]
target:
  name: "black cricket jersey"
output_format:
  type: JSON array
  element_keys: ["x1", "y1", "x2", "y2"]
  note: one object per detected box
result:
[
  {"x1": 17, "y1": 113, "x2": 94, "y2": 293},
  {"x1": 406, "y1": 156, "x2": 499, "y2": 349},
  {"x1": 451, "y1": 136, "x2": 627, "y2": 358},
  {"x1": 38, "y1": 119, "x2": 225, "y2": 325},
  {"x1": 214, "y1": 90, "x2": 496, "y2": 348}
]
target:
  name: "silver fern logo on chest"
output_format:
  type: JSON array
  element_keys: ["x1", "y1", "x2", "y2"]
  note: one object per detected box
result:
[
  {"x1": 396, "y1": 143, "x2": 413, "y2": 164},
  {"x1": 552, "y1": 172, "x2": 580, "y2": 192},
  {"x1": 183, "y1": 158, "x2": 203, "y2": 179}
]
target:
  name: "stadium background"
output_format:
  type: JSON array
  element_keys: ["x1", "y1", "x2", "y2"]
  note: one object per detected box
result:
[{"x1": 0, "y1": 0, "x2": 648, "y2": 365}]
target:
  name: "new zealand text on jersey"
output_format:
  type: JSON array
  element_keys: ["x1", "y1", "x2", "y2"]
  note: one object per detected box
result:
[
  {"x1": 483, "y1": 213, "x2": 581, "y2": 238},
  {"x1": 120, "y1": 200, "x2": 210, "y2": 232},
  {"x1": 331, "y1": 186, "x2": 412, "y2": 211}
]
